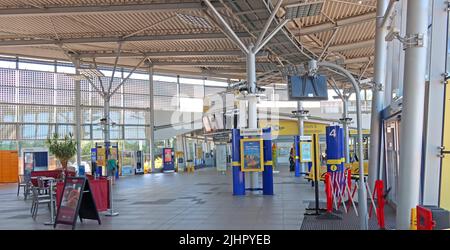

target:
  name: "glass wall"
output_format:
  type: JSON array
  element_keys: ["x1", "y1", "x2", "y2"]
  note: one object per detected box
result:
[{"x1": 0, "y1": 56, "x2": 228, "y2": 161}]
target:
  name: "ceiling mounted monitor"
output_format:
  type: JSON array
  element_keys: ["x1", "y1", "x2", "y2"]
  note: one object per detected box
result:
[
  {"x1": 288, "y1": 74, "x2": 328, "y2": 101},
  {"x1": 284, "y1": 1, "x2": 325, "y2": 19}
]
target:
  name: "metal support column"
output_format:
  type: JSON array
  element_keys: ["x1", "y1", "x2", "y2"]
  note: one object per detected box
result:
[
  {"x1": 103, "y1": 94, "x2": 111, "y2": 175},
  {"x1": 342, "y1": 97, "x2": 350, "y2": 164},
  {"x1": 396, "y1": 0, "x2": 429, "y2": 230},
  {"x1": 423, "y1": 0, "x2": 448, "y2": 207},
  {"x1": 368, "y1": 0, "x2": 389, "y2": 190},
  {"x1": 247, "y1": 45, "x2": 259, "y2": 190},
  {"x1": 74, "y1": 58, "x2": 82, "y2": 166},
  {"x1": 316, "y1": 61, "x2": 368, "y2": 230},
  {"x1": 298, "y1": 101, "x2": 307, "y2": 174},
  {"x1": 148, "y1": 65, "x2": 155, "y2": 173}
]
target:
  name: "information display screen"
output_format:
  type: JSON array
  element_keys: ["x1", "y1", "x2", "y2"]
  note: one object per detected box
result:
[
  {"x1": 240, "y1": 139, "x2": 264, "y2": 172},
  {"x1": 288, "y1": 74, "x2": 328, "y2": 101}
]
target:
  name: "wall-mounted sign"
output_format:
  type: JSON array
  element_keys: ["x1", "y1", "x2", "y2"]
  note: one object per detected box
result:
[
  {"x1": 240, "y1": 139, "x2": 264, "y2": 172},
  {"x1": 240, "y1": 128, "x2": 263, "y2": 137}
]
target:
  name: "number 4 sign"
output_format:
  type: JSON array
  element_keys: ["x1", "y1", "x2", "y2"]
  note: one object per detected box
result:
[{"x1": 329, "y1": 128, "x2": 336, "y2": 138}]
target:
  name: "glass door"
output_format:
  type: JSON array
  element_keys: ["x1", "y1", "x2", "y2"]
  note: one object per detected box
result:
[{"x1": 384, "y1": 118, "x2": 400, "y2": 206}]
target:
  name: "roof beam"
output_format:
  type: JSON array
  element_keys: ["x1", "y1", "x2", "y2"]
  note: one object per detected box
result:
[
  {"x1": 0, "y1": 2, "x2": 221, "y2": 17},
  {"x1": 293, "y1": 12, "x2": 376, "y2": 35},
  {"x1": 153, "y1": 61, "x2": 246, "y2": 66},
  {"x1": 342, "y1": 56, "x2": 374, "y2": 65},
  {"x1": 327, "y1": 39, "x2": 374, "y2": 52},
  {"x1": 78, "y1": 50, "x2": 269, "y2": 58},
  {"x1": 152, "y1": 61, "x2": 274, "y2": 67},
  {"x1": 0, "y1": 32, "x2": 252, "y2": 47}
]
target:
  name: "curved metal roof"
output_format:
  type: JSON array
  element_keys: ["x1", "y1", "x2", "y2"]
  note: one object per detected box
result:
[{"x1": 0, "y1": 0, "x2": 377, "y2": 87}]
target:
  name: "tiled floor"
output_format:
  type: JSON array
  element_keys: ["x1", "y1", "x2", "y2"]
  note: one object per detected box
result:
[{"x1": 0, "y1": 167, "x2": 318, "y2": 230}]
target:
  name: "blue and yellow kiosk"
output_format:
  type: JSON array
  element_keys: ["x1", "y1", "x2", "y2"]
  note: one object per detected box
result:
[{"x1": 231, "y1": 128, "x2": 274, "y2": 195}]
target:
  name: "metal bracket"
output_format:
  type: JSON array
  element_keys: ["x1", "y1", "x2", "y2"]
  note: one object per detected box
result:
[
  {"x1": 339, "y1": 117, "x2": 353, "y2": 124},
  {"x1": 372, "y1": 83, "x2": 383, "y2": 91},
  {"x1": 443, "y1": 72, "x2": 450, "y2": 82},
  {"x1": 437, "y1": 146, "x2": 450, "y2": 158},
  {"x1": 291, "y1": 109, "x2": 310, "y2": 119},
  {"x1": 402, "y1": 33, "x2": 425, "y2": 50}
]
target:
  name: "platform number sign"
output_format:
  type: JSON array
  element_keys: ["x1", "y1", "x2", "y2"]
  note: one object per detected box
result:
[
  {"x1": 330, "y1": 165, "x2": 338, "y2": 171},
  {"x1": 329, "y1": 128, "x2": 336, "y2": 138}
]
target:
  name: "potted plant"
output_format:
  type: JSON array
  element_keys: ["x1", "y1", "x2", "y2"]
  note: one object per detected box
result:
[{"x1": 46, "y1": 133, "x2": 77, "y2": 171}]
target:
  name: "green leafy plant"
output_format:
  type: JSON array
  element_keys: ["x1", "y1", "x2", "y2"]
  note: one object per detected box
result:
[{"x1": 46, "y1": 133, "x2": 77, "y2": 170}]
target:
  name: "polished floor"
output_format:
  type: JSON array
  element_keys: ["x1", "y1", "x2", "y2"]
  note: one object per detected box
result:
[{"x1": 0, "y1": 166, "x2": 318, "y2": 230}]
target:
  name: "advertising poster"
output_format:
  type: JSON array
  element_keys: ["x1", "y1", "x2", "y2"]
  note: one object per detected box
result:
[
  {"x1": 56, "y1": 178, "x2": 85, "y2": 224},
  {"x1": 240, "y1": 139, "x2": 263, "y2": 172},
  {"x1": 164, "y1": 148, "x2": 173, "y2": 163},
  {"x1": 300, "y1": 142, "x2": 312, "y2": 162},
  {"x1": 96, "y1": 148, "x2": 105, "y2": 166}
]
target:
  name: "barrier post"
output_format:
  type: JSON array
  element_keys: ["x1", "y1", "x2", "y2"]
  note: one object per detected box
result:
[
  {"x1": 375, "y1": 180, "x2": 385, "y2": 229},
  {"x1": 232, "y1": 129, "x2": 245, "y2": 195},
  {"x1": 262, "y1": 127, "x2": 273, "y2": 195},
  {"x1": 325, "y1": 173, "x2": 333, "y2": 213},
  {"x1": 294, "y1": 135, "x2": 300, "y2": 177}
]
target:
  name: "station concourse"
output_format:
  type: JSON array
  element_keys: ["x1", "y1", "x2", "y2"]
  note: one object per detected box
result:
[{"x1": 0, "y1": 0, "x2": 449, "y2": 231}]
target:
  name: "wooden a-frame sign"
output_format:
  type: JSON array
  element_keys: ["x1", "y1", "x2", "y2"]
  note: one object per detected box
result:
[{"x1": 54, "y1": 176, "x2": 101, "y2": 230}]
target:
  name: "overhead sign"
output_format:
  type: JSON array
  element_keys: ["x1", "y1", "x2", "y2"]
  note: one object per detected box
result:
[
  {"x1": 258, "y1": 120, "x2": 328, "y2": 136},
  {"x1": 240, "y1": 128, "x2": 263, "y2": 137},
  {"x1": 300, "y1": 136, "x2": 312, "y2": 141}
]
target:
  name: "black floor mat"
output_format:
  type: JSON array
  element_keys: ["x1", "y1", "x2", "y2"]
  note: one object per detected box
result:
[{"x1": 300, "y1": 201, "x2": 396, "y2": 230}]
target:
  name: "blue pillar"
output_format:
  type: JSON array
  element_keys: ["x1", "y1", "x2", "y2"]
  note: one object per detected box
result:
[
  {"x1": 232, "y1": 129, "x2": 245, "y2": 195},
  {"x1": 326, "y1": 126, "x2": 345, "y2": 173},
  {"x1": 294, "y1": 135, "x2": 300, "y2": 177},
  {"x1": 262, "y1": 127, "x2": 274, "y2": 195}
]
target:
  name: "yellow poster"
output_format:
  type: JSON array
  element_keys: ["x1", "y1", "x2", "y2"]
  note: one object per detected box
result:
[{"x1": 96, "y1": 148, "x2": 105, "y2": 166}]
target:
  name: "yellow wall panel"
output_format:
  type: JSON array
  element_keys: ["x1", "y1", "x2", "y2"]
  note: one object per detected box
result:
[
  {"x1": 259, "y1": 120, "x2": 327, "y2": 137},
  {"x1": 440, "y1": 82, "x2": 450, "y2": 210}
]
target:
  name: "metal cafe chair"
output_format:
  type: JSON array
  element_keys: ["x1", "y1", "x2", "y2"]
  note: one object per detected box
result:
[
  {"x1": 17, "y1": 175, "x2": 32, "y2": 199},
  {"x1": 30, "y1": 177, "x2": 54, "y2": 219}
]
